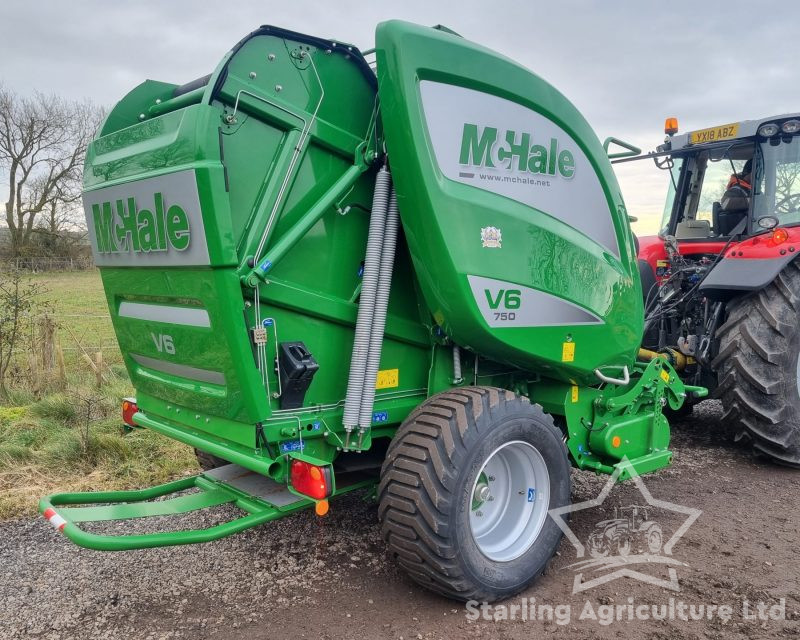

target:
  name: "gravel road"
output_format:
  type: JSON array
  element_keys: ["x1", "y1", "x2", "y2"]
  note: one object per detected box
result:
[{"x1": 1, "y1": 400, "x2": 798, "y2": 639}]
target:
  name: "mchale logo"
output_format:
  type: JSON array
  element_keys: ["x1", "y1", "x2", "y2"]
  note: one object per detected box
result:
[
  {"x1": 459, "y1": 123, "x2": 576, "y2": 178},
  {"x1": 92, "y1": 192, "x2": 191, "y2": 254}
]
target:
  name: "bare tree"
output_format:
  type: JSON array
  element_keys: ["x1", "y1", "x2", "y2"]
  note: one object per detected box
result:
[
  {"x1": 0, "y1": 85, "x2": 102, "y2": 256},
  {"x1": 775, "y1": 161, "x2": 800, "y2": 214}
]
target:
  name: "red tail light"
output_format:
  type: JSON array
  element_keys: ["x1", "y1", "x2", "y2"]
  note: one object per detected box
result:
[
  {"x1": 290, "y1": 459, "x2": 332, "y2": 500},
  {"x1": 122, "y1": 398, "x2": 138, "y2": 427}
]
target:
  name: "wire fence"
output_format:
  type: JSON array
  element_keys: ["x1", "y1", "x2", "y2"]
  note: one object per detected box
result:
[
  {"x1": 0, "y1": 256, "x2": 94, "y2": 272},
  {"x1": 6, "y1": 311, "x2": 122, "y2": 394},
  {"x1": 55, "y1": 314, "x2": 122, "y2": 366}
]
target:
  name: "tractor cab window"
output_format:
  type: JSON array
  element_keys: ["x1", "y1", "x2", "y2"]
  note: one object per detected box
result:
[
  {"x1": 752, "y1": 136, "x2": 800, "y2": 229},
  {"x1": 667, "y1": 144, "x2": 753, "y2": 239},
  {"x1": 659, "y1": 158, "x2": 683, "y2": 235}
]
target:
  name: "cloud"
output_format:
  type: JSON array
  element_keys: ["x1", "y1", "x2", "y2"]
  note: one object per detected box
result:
[{"x1": 3, "y1": 0, "x2": 797, "y2": 221}]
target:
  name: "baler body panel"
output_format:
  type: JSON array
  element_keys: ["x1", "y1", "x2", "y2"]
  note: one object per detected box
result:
[
  {"x1": 83, "y1": 26, "x2": 430, "y2": 444},
  {"x1": 376, "y1": 21, "x2": 643, "y2": 383}
]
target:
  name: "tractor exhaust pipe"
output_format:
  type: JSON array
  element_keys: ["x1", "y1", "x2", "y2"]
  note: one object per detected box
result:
[{"x1": 342, "y1": 167, "x2": 391, "y2": 446}]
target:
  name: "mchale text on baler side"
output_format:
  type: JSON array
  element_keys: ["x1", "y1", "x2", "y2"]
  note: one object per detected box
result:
[
  {"x1": 621, "y1": 115, "x2": 800, "y2": 466},
  {"x1": 39, "y1": 22, "x2": 699, "y2": 602}
]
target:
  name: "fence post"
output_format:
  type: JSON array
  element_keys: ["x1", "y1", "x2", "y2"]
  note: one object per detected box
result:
[
  {"x1": 94, "y1": 351, "x2": 104, "y2": 388},
  {"x1": 55, "y1": 342, "x2": 67, "y2": 390}
]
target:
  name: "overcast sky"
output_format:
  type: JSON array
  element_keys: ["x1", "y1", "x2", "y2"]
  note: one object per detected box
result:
[{"x1": 3, "y1": 0, "x2": 798, "y2": 233}]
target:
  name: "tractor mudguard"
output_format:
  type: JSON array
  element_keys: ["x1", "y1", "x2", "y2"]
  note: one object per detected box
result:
[{"x1": 700, "y1": 253, "x2": 797, "y2": 299}]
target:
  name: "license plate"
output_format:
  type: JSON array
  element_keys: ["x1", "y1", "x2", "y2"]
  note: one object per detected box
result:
[{"x1": 689, "y1": 123, "x2": 740, "y2": 145}]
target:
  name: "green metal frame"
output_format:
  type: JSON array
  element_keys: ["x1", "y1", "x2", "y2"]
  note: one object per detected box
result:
[
  {"x1": 39, "y1": 461, "x2": 375, "y2": 551},
  {"x1": 536, "y1": 357, "x2": 707, "y2": 480},
  {"x1": 39, "y1": 474, "x2": 305, "y2": 551},
  {"x1": 603, "y1": 136, "x2": 642, "y2": 160}
]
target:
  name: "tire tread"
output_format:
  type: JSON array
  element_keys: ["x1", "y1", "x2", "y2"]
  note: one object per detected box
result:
[
  {"x1": 379, "y1": 385, "x2": 565, "y2": 601},
  {"x1": 713, "y1": 260, "x2": 800, "y2": 465}
]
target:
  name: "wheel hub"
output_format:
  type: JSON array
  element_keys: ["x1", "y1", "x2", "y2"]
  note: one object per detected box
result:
[
  {"x1": 471, "y1": 471, "x2": 491, "y2": 510},
  {"x1": 468, "y1": 440, "x2": 550, "y2": 562},
  {"x1": 475, "y1": 484, "x2": 491, "y2": 503}
]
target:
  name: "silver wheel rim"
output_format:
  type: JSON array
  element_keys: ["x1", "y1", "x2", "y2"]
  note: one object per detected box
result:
[
  {"x1": 468, "y1": 440, "x2": 550, "y2": 562},
  {"x1": 796, "y1": 351, "x2": 800, "y2": 398}
]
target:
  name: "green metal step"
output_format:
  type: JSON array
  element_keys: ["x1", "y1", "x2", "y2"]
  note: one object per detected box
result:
[{"x1": 39, "y1": 465, "x2": 311, "y2": 551}]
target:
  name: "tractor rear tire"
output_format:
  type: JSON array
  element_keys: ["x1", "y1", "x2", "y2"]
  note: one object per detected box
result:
[
  {"x1": 194, "y1": 449, "x2": 227, "y2": 471},
  {"x1": 713, "y1": 260, "x2": 800, "y2": 466},
  {"x1": 378, "y1": 386, "x2": 570, "y2": 602}
]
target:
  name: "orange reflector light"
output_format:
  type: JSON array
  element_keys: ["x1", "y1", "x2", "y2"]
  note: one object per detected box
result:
[
  {"x1": 611, "y1": 435, "x2": 622, "y2": 448},
  {"x1": 290, "y1": 459, "x2": 332, "y2": 500},
  {"x1": 315, "y1": 499, "x2": 330, "y2": 517},
  {"x1": 121, "y1": 398, "x2": 138, "y2": 427},
  {"x1": 772, "y1": 228, "x2": 789, "y2": 245},
  {"x1": 664, "y1": 117, "x2": 679, "y2": 136}
]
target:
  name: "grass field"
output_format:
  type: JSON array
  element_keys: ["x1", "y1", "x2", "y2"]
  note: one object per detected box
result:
[
  {"x1": 0, "y1": 269, "x2": 197, "y2": 519},
  {"x1": 30, "y1": 269, "x2": 123, "y2": 366}
]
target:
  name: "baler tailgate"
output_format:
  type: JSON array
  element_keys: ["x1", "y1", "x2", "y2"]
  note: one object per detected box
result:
[{"x1": 39, "y1": 466, "x2": 310, "y2": 551}]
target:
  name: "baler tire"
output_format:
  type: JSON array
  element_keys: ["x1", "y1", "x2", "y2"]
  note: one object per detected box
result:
[
  {"x1": 194, "y1": 449, "x2": 227, "y2": 471},
  {"x1": 713, "y1": 259, "x2": 800, "y2": 466},
  {"x1": 378, "y1": 386, "x2": 570, "y2": 602}
]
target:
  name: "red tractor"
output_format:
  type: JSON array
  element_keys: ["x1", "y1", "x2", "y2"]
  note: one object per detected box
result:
[{"x1": 622, "y1": 115, "x2": 800, "y2": 466}]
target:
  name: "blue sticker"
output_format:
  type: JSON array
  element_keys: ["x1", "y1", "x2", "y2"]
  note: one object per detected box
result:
[
  {"x1": 262, "y1": 318, "x2": 273, "y2": 327},
  {"x1": 260, "y1": 259, "x2": 272, "y2": 273},
  {"x1": 527, "y1": 488, "x2": 536, "y2": 502},
  {"x1": 279, "y1": 440, "x2": 305, "y2": 454},
  {"x1": 372, "y1": 410, "x2": 389, "y2": 424}
]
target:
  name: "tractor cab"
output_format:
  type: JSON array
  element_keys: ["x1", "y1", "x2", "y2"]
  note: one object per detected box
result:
[
  {"x1": 620, "y1": 114, "x2": 800, "y2": 468},
  {"x1": 652, "y1": 115, "x2": 800, "y2": 242}
]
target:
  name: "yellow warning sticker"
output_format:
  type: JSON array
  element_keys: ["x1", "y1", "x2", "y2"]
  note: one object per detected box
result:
[
  {"x1": 376, "y1": 368, "x2": 399, "y2": 389},
  {"x1": 660, "y1": 369, "x2": 670, "y2": 383},
  {"x1": 571, "y1": 385, "x2": 579, "y2": 403},
  {"x1": 562, "y1": 342, "x2": 575, "y2": 362}
]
